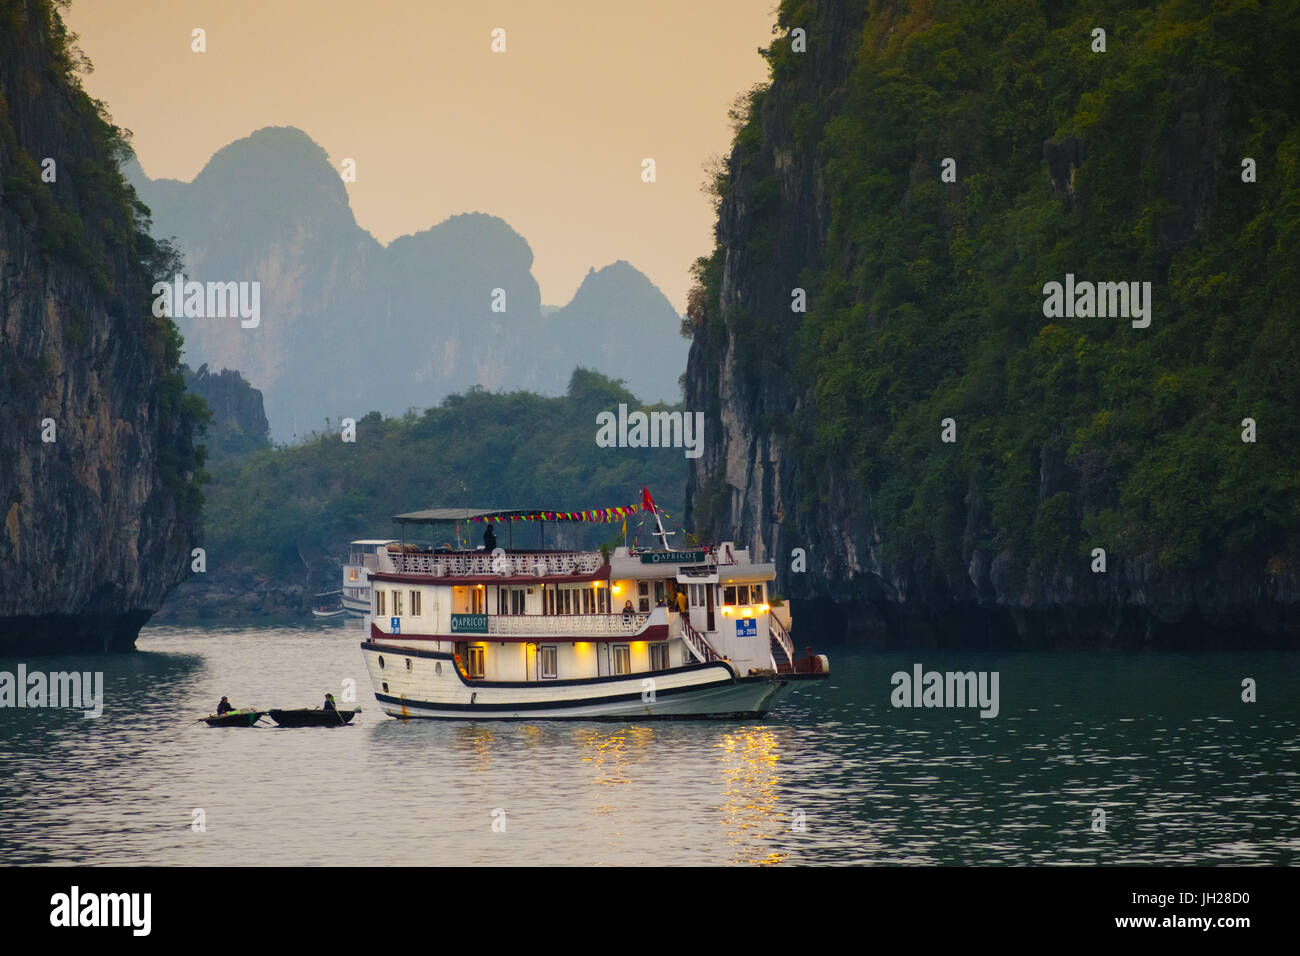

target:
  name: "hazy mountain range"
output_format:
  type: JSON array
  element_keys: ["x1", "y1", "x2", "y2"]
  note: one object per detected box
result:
[{"x1": 122, "y1": 126, "x2": 688, "y2": 440}]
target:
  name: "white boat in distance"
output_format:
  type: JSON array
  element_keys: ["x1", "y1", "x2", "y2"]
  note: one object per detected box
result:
[
  {"x1": 361, "y1": 503, "x2": 828, "y2": 719},
  {"x1": 341, "y1": 540, "x2": 397, "y2": 615}
]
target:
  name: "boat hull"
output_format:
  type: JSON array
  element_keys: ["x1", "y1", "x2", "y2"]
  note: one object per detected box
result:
[
  {"x1": 204, "y1": 710, "x2": 265, "y2": 727},
  {"x1": 361, "y1": 641, "x2": 800, "y2": 720},
  {"x1": 267, "y1": 709, "x2": 357, "y2": 727}
]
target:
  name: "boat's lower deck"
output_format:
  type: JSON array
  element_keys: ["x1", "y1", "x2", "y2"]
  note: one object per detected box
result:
[{"x1": 360, "y1": 640, "x2": 825, "y2": 719}]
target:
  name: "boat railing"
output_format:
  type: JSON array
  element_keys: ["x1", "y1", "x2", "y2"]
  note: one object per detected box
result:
[
  {"x1": 678, "y1": 616, "x2": 724, "y2": 664},
  {"x1": 768, "y1": 611, "x2": 795, "y2": 668},
  {"x1": 483, "y1": 612, "x2": 650, "y2": 637},
  {"x1": 385, "y1": 550, "x2": 604, "y2": 577}
]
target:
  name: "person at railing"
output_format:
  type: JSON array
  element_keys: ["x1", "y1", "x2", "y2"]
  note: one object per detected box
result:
[{"x1": 483, "y1": 525, "x2": 497, "y2": 551}]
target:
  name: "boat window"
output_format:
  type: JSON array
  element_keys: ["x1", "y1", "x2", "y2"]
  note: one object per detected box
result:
[
  {"x1": 471, "y1": 588, "x2": 484, "y2": 614},
  {"x1": 410, "y1": 590, "x2": 422, "y2": 615},
  {"x1": 393, "y1": 590, "x2": 404, "y2": 616},
  {"x1": 751, "y1": 584, "x2": 763, "y2": 604},
  {"x1": 736, "y1": 585, "x2": 750, "y2": 605},
  {"x1": 378, "y1": 656, "x2": 385, "y2": 669},
  {"x1": 598, "y1": 588, "x2": 609, "y2": 614},
  {"x1": 638, "y1": 581, "x2": 649, "y2": 613},
  {"x1": 650, "y1": 643, "x2": 669, "y2": 671},
  {"x1": 581, "y1": 588, "x2": 593, "y2": 614},
  {"x1": 613, "y1": 645, "x2": 631, "y2": 675},
  {"x1": 724, "y1": 586, "x2": 737, "y2": 605},
  {"x1": 382, "y1": 682, "x2": 388, "y2": 693},
  {"x1": 468, "y1": 646, "x2": 485, "y2": 679},
  {"x1": 376, "y1": 590, "x2": 386, "y2": 616},
  {"x1": 563, "y1": 589, "x2": 572, "y2": 615},
  {"x1": 405, "y1": 658, "x2": 412, "y2": 671},
  {"x1": 541, "y1": 645, "x2": 558, "y2": 679}
]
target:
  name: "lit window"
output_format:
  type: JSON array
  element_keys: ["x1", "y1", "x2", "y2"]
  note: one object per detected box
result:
[
  {"x1": 541, "y1": 645, "x2": 558, "y2": 679},
  {"x1": 468, "y1": 646, "x2": 485, "y2": 679},
  {"x1": 613, "y1": 645, "x2": 631, "y2": 675},
  {"x1": 724, "y1": 586, "x2": 737, "y2": 605},
  {"x1": 751, "y1": 584, "x2": 763, "y2": 604}
]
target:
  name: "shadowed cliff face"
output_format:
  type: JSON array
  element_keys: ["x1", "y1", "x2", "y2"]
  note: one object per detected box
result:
[
  {"x1": 0, "y1": 0, "x2": 204, "y2": 651},
  {"x1": 685, "y1": 0, "x2": 1300, "y2": 649}
]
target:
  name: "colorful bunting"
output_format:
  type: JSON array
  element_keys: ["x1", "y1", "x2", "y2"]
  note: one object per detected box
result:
[{"x1": 466, "y1": 504, "x2": 643, "y2": 524}]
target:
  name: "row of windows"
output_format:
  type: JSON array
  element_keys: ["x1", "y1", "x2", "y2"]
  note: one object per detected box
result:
[
  {"x1": 683, "y1": 583, "x2": 764, "y2": 607},
  {"x1": 378, "y1": 583, "x2": 763, "y2": 618},
  {"x1": 376, "y1": 590, "x2": 423, "y2": 616},
  {"x1": 457, "y1": 642, "x2": 672, "y2": 679},
  {"x1": 723, "y1": 584, "x2": 763, "y2": 606}
]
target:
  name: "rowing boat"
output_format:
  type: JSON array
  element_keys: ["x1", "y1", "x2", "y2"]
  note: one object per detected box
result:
[
  {"x1": 267, "y1": 708, "x2": 358, "y2": 727},
  {"x1": 203, "y1": 709, "x2": 265, "y2": 727}
]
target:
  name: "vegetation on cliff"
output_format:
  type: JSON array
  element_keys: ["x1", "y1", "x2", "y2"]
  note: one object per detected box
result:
[
  {"x1": 0, "y1": 0, "x2": 207, "y2": 515},
  {"x1": 199, "y1": 370, "x2": 687, "y2": 588},
  {"x1": 689, "y1": 0, "x2": 1299, "y2": 581}
]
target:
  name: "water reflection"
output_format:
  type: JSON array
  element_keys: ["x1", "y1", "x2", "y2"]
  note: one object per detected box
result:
[{"x1": 0, "y1": 627, "x2": 1296, "y2": 865}]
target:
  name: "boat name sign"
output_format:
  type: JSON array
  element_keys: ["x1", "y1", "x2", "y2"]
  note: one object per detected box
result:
[
  {"x1": 640, "y1": 550, "x2": 706, "y2": 564},
  {"x1": 450, "y1": 613, "x2": 489, "y2": 634}
]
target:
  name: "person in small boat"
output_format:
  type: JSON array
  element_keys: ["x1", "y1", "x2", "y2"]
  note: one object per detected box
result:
[
  {"x1": 323, "y1": 693, "x2": 338, "y2": 712},
  {"x1": 483, "y1": 525, "x2": 497, "y2": 551},
  {"x1": 217, "y1": 696, "x2": 234, "y2": 715}
]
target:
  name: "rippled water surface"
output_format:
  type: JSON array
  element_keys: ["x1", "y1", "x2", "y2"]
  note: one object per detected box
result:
[{"x1": 0, "y1": 622, "x2": 1296, "y2": 865}]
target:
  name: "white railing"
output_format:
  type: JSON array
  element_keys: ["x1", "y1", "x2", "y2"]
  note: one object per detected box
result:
[
  {"x1": 679, "y1": 617, "x2": 723, "y2": 664},
  {"x1": 769, "y1": 612, "x2": 795, "y2": 666},
  {"x1": 387, "y1": 550, "x2": 604, "y2": 577},
  {"x1": 483, "y1": 613, "x2": 649, "y2": 637}
]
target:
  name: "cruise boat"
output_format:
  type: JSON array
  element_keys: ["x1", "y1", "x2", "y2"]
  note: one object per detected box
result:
[
  {"x1": 360, "y1": 500, "x2": 829, "y2": 719},
  {"x1": 340, "y1": 539, "x2": 397, "y2": 615}
]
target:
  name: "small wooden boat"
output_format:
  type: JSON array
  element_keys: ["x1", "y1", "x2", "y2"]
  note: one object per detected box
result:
[
  {"x1": 203, "y1": 709, "x2": 266, "y2": 727},
  {"x1": 267, "y1": 708, "x2": 359, "y2": 727},
  {"x1": 312, "y1": 590, "x2": 347, "y2": 618}
]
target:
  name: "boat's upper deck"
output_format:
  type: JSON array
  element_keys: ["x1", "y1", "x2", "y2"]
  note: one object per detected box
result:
[{"x1": 373, "y1": 544, "x2": 775, "y2": 585}]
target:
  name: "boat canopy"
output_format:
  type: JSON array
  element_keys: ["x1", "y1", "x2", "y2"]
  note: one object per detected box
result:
[
  {"x1": 392, "y1": 505, "x2": 643, "y2": 524},
  {"x1": 392, "y1": 508, "x2": 515, "y2": 524}
]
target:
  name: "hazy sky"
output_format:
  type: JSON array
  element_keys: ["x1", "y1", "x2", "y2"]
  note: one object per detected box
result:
[{"x1": 65, "y1": 0, "x2": 779, "y2": 311}]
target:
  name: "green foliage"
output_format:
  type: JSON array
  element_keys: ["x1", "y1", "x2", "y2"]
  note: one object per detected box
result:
[
  {"x1": 698, "y1": 0, "x2": 1300, "y2": 574},
  {"x1": 202, "y1": 370, "x2": 688, "y2": 578}
]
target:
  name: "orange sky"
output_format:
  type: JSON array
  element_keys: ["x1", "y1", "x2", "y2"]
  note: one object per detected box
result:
[{"x1": 64, "y1": 0, "x2": 779, "y2": 311}]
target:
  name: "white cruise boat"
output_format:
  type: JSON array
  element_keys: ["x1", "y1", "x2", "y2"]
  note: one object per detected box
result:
[
  {"x1": 341, "y1": 539, "x2": 397, "y2": 615},
  {"x1": 360, "y1": 502, "x2": 828, "y2": 719}
]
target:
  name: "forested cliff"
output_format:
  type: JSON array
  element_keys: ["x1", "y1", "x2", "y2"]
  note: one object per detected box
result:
[
  {"x1": 685, "y1": 0, "x2": 1300, "y2": 647},
  {"x1": 0, "y1": 0, "x2": 205, "y2": 650}
]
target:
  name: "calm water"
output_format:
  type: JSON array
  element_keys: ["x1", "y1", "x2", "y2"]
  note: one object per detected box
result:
[{"x1": 0, "y1": 621, "x2": 1296, "y2": 865}]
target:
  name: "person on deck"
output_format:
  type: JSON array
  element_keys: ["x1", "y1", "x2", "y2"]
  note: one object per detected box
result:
[
  {"x1": 217, "y1": 696, "x2": 234, "y2": 715},
  {"x1": 483, "y1": 525, "x2": 497, "y2": 551},
  {"x1": 622, "y1": 600, "x2": 635, "y2": 615},
  {"x1": 323, "y1": 693, "x2": 337, "y2": 712},
  {"x1": 676, "y1": 591, "x2": 688, "y2": 614}
]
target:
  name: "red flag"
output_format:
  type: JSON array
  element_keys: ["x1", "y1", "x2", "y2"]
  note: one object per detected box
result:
[{"x1": 641, "y1": 487, "x2": 656, "y2": 513}]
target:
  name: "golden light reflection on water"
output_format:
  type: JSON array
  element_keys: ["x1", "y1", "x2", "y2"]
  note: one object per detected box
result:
[
  {"x1": 578, "y1": 725, "x2": 655, "y2": 801},
  {"x1": 718, "y1": 726, "x2": 789, "y2": 866},
  {"x1": 450, "y1": 724, "x2": 498, "y2": 771}
]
